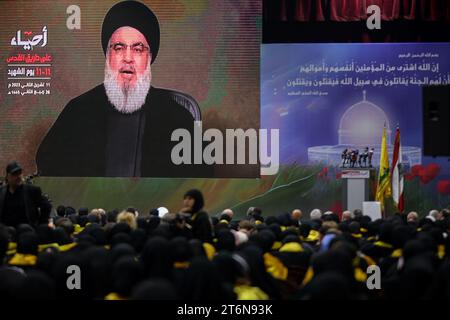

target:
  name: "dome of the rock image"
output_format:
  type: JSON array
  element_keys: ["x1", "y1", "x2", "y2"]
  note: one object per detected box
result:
[
  {"x1": 338, "y1": 92, "x2": 391, "y2": 146},
  {"x1": 307, "y1": 91, "x2": 421, "y2": 167}
]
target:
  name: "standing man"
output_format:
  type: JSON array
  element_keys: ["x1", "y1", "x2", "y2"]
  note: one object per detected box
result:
[
  {"x1": 341, "y1": 148, "x2": 348, "y2": 168},
  {"x1": 368, "y1": 148, "x2": 374, "y2": 167},
  {"x1": 362, "y1": 147, "x2": 369, "y2": 168},
  {"x1": 0, "y1": 161, "x2": 51, "y2": 227},
  {"x1": 291, "y1": 209, "x2": 303, "y2": 226}
]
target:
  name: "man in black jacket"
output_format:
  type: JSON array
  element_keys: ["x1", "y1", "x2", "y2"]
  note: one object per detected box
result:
[{"x1": 0, "y1": 162, "x2": 51, "y2": 227}]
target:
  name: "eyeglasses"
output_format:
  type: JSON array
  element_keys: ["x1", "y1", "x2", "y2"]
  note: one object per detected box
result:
[{"x1": 109, "y1": 42, "x2": 150, "y2": 56}]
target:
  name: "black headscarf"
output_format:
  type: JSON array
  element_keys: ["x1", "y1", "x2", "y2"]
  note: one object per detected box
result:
[
  {"x1": 107, "y1": 223, "x2": 131, "y2": 243},
  {"x1": 14, "y1": 270, "x2": 56, "y2": 300},
  {"x1": 111, "y1": 256, "x2": 144, "y2": 297},
  {"x1": 249, "y1": 230, "x2": 276, "y2": 253},
  {"x1": 298, "y1": 272, "x2": 352, "y2": 300},
  {"x1": 17, "y1": 232, "x2": 38, "y2": 255},
  {"x1": 81, "y1": 246, "x2": 111, "y2": 299},
  {"x1": 188, "y1": 239, "x2": 207, "y2": 258},
  {"x1": 215, "y1": 230, "x2": 236, "y2": 252},
  {"x1": 109, "y1": 243, "x2": 136, "y2": 265},
  {"x1": 87, "y1": 226, "x2": 107, "y2": 246},
  {"x1": 141, "y1": 236, "x2": 172, "y2": 279},
  {"x1": 130, "y1": 228, "x2": 147, "y2": 253},
  {"x1": 131, "y1": 278, "x2": 179, "y2": 300},
  {"x1": 169, "y1": 237, "x2": 193, "y2": 263},
  {"x1": 238, "y1": 245, "x2": 281, "y2": 299},
  {"x1": 53, "y1": 227, "x2": 72, "y2": 245},
  {"x1": 0, "y1": 266, "x2": 26, "y2": 299},
  {"x1": 212, "y1": 252, "x2": 240, "y2": 285},
  {"x1": 184, "y1": 189, "x2": 205, "y2": 213},
  {"x1": 311, "y1": 249, "x2": 354, "y2": 281},
  {"x1": 180, "y1": 257, "x2": 234, "y2": 301},
  {"x1": 110, "y1": 233, "x2": 132, "y2": 247}
]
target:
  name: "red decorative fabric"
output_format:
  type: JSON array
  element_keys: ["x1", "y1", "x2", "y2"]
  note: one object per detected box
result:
[{"x1": 267, "y1": 0, "x2": 449, "y2": 22}]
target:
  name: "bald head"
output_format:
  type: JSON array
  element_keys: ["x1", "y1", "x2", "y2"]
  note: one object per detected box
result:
[
  {"x1": 291, "y1": 209, "x2": 302, "y2": 221},
  {"x1": 342, "y1": 210, "x2": 353, "y2": 222},
  {"x1": 221, "y1": 208, "x2": 234, "y2": 220}
]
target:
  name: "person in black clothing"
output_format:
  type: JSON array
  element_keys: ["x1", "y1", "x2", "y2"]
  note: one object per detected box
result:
[
  {"x1": 181, "y1": 189, "x2": 213, "y2": 243},
  {"x1": 36, "y1": 1, "x2": 205, "y2": 178},
  {"x1": 0, "y1": 162, "x2": 51, "y2": 228}
]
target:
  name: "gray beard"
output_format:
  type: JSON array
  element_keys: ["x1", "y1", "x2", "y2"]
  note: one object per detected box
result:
[{"x1": 103, "y1": 60, "x2": 151, "y2": 114}]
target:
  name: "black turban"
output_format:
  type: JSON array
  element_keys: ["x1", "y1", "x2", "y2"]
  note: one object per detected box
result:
[{"x1": 101, "y1": 0, "x2": 160, "y2": 64}]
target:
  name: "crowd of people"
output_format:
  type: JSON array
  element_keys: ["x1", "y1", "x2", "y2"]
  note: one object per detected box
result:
[
  {"x1": 1, "y1": 184, "x2": 450, "y2": 299},
  {"x1": 341, "y1": 147, "x2": 374, "y2": 168},
  {"x1": 1, "y1": 161, "x2": 450, "y2": 300}
]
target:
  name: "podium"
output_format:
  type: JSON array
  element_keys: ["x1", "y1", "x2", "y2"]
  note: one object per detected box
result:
[{"x1": 341, "y1": 169, "x2": 376, "y2": 212}]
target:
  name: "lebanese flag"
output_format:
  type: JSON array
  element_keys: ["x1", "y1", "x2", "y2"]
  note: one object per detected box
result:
[{"x1": 391, "y1": 127, "x2": 404, "y2": 212}]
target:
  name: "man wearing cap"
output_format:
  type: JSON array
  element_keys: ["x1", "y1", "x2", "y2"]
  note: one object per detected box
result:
[
  {"x1": 0, "y1": 162, "x2": 51, "y2": 227},
  {"x1": 36, "y1": 1, "x2": 205, "y2": 177}
]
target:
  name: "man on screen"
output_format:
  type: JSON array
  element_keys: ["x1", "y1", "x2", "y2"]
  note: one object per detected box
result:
[{"x1": 36, "y1": 0, "x2": 205, "y2": 177}]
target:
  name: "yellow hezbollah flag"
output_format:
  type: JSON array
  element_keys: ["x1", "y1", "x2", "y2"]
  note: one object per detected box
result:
[{"x1": 375, "y1": 126, "x2": 392, "y2": 211}]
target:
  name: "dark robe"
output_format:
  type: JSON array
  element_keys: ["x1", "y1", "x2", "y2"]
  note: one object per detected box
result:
[
  {"x1": 189, "y1": 211, "x2": 213, "y2": 244},
  {"x1": 0, "y1": 184, "x2": 51, "y2": 227},
  {"x1": 36, "y1": 84, "x2": 211, "y2": 177}
]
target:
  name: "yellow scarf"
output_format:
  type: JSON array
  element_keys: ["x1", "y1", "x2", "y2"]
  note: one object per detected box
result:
[
  {"x1": 302, "y1": 267, "x2": 314, "y2": 286},
  {"x1": 354, "y1": 267, "x2": 367, "y2": 282},
  {"x1": 279, "y1": 242, "x2": 303, "y2": 253},
  {"x1": 263, "y1": 253, "x2": 288, "y2": 281},
  {"x1": 7, "y1": 242, "x2": 17, "y2": 256},
  {"x1": 73, "y1": 224, "x2": 84, "y2": 234},
  {"x1": 374, "y1": 241, "x2": 393, "y2": 249},
  {"x1": 360, "y1": 254, "x2": 376, "y2": 266},
  {"x1": 203, "y1": 242, "x2": 216, "y2": 261},
  {"x1": 174, "y1": 261, "x2": 190, "y2": 269},
  {"x1": 234, "y1": 285, "x2": 269, "y2": 300},
  {"x1": 438, "y1": 245, "x2": 445, "y2": 259},
  {"x1": 305, "y1": 230, "x2": 320, "y2": 242},
  {"x1": 104, "y1": 292, "x2": 127, "y2": 300},
  {"x1": 271, "y1": 241, "x2": 282, "y2": 250},
  {"x1": 59, "y1": 242, "x2": 77, "y2": 252},
  {"x1": 391, "y1": 249, "x2": 402, "y2": 258},
  {"x1": 38, "y1": 243, "x2": 59, "y2": 252},
  {"x1": 9, "y1": 253, "x2": 37, "y2": 266}
]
